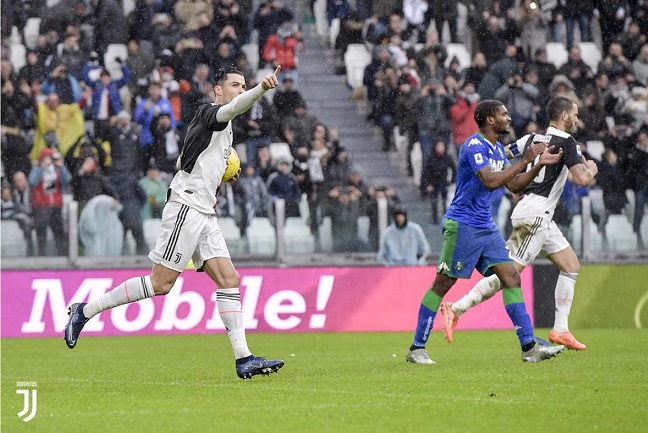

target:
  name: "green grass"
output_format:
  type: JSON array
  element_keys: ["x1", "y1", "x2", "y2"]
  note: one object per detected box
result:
[{"x1": 2, "y1": 330, "x2": 647, "y2": 433}]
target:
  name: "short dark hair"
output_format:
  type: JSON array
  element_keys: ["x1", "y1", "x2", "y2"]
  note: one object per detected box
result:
[
  {"x1": 214, "y1": 65, "x2": 244, "y2": 86},
  {"x1": 546, "y1": 97, "x2": 575, "y2": 121},
  {"x1": 474, "y1": 100, "x2": 504, "y2": 128}
]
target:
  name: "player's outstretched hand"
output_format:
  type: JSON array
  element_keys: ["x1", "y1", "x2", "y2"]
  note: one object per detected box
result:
[
  {"x1": 539, "y1": 144, "x2": 563, "y2": 166},
  {"x1": 228, "y1": 167, "x2": 241, "y2": 183},
  {"x1": 261, "y1": 66, "x2": 281, "y2": 91},
  {"x1": 523, "y1": 142, "x2": 547, "y2": 163}
]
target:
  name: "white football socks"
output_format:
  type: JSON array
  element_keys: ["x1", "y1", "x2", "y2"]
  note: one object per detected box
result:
[
  {"x1": 217, "y1": 288, "x2": 252, "y2": 360},
  {"x1": 83, "y1": 276, "x2": 155, "y2": 319},
  {"x1": 554, "y1": 271, "x2": 577, "y2": 333},
  {"x1": 452, "y1": 274, "x2": 501, "y2": 317}
]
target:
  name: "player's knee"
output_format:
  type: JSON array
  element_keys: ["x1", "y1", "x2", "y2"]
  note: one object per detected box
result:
[
  {"x1": 221, "y1": 270, "x2": 241, "y2": 289},
  {"x1": 501, "y1": 273, "x2": 521, "y2": 289}
]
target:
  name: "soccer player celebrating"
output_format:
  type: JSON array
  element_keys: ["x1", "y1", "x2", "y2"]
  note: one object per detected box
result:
[
  {"x1": 440, "y1": 96, "x2": 598, "y2": 350},
  {"x1": 406, "y1": 100, "x2": 565, "y2": 365},
  {"x1": 64, "y1": 66, "x2": 285, "y2": 379}
]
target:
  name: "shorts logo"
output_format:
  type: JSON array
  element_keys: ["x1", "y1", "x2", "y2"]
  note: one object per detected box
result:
[
  {"x1": 174, "y1": 253, "x2": 182, "y2": 264},
  {"x1": 17, "y1": 382, "x2": 37, "y2": 422}
]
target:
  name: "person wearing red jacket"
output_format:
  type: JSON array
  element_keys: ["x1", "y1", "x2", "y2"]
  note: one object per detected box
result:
[
  {"x1": 262, "y1": 18, "x2": 304, "y2": 86},
  {"x1": 28, "y1": 148, "x2": 72, "y2": 256},
  {"x1": 449, "y1": 81, "x2": 480, "y2": 156}
]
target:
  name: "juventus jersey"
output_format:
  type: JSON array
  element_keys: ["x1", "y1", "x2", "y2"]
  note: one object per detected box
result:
[
  {"x1": 508, "y1": 126, "x2": 582, "y2": 220},
  {"x1": 168, "y1": 103, "x2": 233, "y2": 214}
]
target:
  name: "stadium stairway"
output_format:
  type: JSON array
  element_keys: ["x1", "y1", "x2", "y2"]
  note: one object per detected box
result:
[{"x1": 296, "y1": 25, "x2": 443, "y2": 250}]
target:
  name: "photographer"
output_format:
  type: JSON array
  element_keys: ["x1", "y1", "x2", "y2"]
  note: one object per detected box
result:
[
  {"x1": 494, "y1": 70, "x2": 540, "y2": 135},
  {"x1": 377, "y1": 207, "x2": 431, "y2": 266},
  {"x1": 28, "y1": 148, "x2": 71, "y2": 256},
  {"x1": 41, "y1": 62, "x2": 83, "y2": 104}
]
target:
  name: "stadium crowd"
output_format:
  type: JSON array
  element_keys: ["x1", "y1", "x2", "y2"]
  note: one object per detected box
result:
[
  {"x1": 0, "y1": 0, "x2": 408, "y2": 256},
  {"x1": 1, "y1": 0, "x2": 648, "y2": 257}
]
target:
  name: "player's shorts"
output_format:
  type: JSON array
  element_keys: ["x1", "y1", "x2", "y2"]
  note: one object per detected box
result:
[
  {"x1": 437, "y1": 218, "x2": 513, "y2": 279},
  {"x1": 507, "y1": 216, "x2": 570, "y2": 267},
  {"x1": 149, "y1": 200, "x2": 230, "y2": 272}
]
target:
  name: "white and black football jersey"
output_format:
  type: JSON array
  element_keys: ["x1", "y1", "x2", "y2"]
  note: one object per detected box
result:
[
  {"x1": 168, "y1": 103, "x2": 234, "y2": 214},
  {"x1": 507, "y1": 126, "x2": 583, "y2": 220}
]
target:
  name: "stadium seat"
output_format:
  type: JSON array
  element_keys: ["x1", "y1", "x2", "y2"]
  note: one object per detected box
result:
[
  {"x1": 329, "y1": 18, "x2": 341, "y2": 48},
  {"x1": 218, "y1": 217, "x2": 245, "y2": 254},
  {"x1": 344, "y1": 44, "x2": 371, "y2": 89},
  {"x1": 10, "y1": 43, "x2": 26, "y2": 71},
  {"x1": 143, "y1": 218, "x2": 162, "y2": 250},
  {"x1": 588, "y1": 219, "x2": 603, "y2": 251},
  {"x1": 241, "y1": 43, "x2": 259, "y2": 75},
  {"x1": 545, "y1": 42, "x2": 569, "y2": 68},
  {"x1": 577, "y1": 42, "x2": 601, "y2": 73},
  {"x1": 23, "y1": 18, "x2": 41, "y2": 49},
  {"x1": 586, "y1": 140, "x2": 604, "y2": 161},
  {"x1": 605, "y1": 214, "x2": 638, "y2": 251},
  {"x1": 246, "y1": 217, "x2": 276, "y2": 255},
  {"x1": 393, "y1": 126, "x2": 408, "y2": 154},
  {"x1": 1, "y1": 220, "x2": 28, "y2": 257},
  {"x1": 588, "y1": 188, "x2": 605, "y2": 221},
  {"x1": 104, "y1": 44, "x2": 128, "y2": 79},
  {"x1": 285, "y1": 216, "x2": 306, "y2": 227},
  {"x1": 270, "y1": 142, "x2": 293, "y2": 162},
  {"x1": 357, "y1": 216, "x2": 370, "y2": 244},
  {"x1": 122, "y1": 0, "x2": 135, "y2": 15},
  {"x1": 46, "y1": 0, "x2": 61, "y2": 7},
  {"x1": 299, "y1": 194, "x2": 310, "y2": 224},
  {"x1": 410, "y1": 142, "x2": 422, "y2": 187},
  {"x1": 284, "y1": 224, "x2": 316, "y2": 254},
  {"x1": 444, "y1": 43, "x2": 471, "y2": 70},
  {"x1": 318, "y1": 216, "x2": 333, "y2": 253}
]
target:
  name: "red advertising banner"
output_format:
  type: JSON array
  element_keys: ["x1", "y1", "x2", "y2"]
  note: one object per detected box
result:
[{"x1": 1, "y1": 267, "x2": 533, "y2": 338}]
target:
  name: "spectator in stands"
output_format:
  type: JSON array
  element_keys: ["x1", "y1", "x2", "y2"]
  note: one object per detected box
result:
[
  {"x1": 273, "y1": 76, "x2": 304, "y2": 119},
  {"x1": 633, "y1": 44, "x2": 648, "y2": 86},
  {"x1": 110, "y1": 170, "x2": 148, "y2": 255},
  {"x1": 107, "y1": 111, "x2": 141, "y2": 175},
  {"x1": 477, "y1": 44, "x2": 518, "y2": 100},
  {"x1": 597, "y1": 149, "x2": 627, "y2": 220},
  {"x1": 432, "y1": 0, "x2": 458, "y2": 43},
  {"x1": 549, "y1": 74, "x2": 581, "y2": 107},
  {"x1": 236, "y1": 164, "x2": 271, "y2": 235},
  {"x1": 254, "y1": 143, "x2": 275, "y2": 182},
  {"x1": 495, "y1": 70, "x2": 540, "y2": 135},
  {"x1": 282, "y1": 99, "x2": 318, "y2": 149},
  {"x1": 263, "y1": 16, "x2": 303, "y2": 85},
  {"x1": 557, "y1": 46, "x2": 594, "y2": 99},
  {"x1": 148, "y1": 113, "x2": 180, "y2": 173},
  {"x1": 324, "y1": 184, "x2": 364, "y2": 252},
  {"x1": 9, "y1": 171, "x2": 35, "y2": 255},
  {"x1": 325, "y1": 146, "x2": 351, "y2": 189},
  {"x1": 334, "y1": 9, "x2": 364, "y2": 73},
  {"x1": 372, "y1": 67, "x2": 399, "y2": 151},
  {"x1": 395, "y1": 76, "x2": 420, "y2": 176},
  {"x1": 29, "y1": 148, "x2": 71, "y2": 256},
  {"x1": 621, "y1": 86, "x2": 648, "y2": 133},
  {"x1": 18, "y1": 49, "x2": 45, "y2": 85},
  {"x1": 139, "y1": 163, "x2": 169, "y2": 219},
  {"x1": 1, "y1": 81, "x2": 32, "y2": 179},
  {"x1": 472, "y1": 13, "x2": 510, "y2": 64},
  {"x1": 174, "y1": 0, "x2": 213, "y2": 33},
  {"x1": 363, "y1": 46, "x2": 392, "y2": 103},
  {"x1": 416, "y1": 78, "x2": 454, "y2": 167},
  {"x1": 78, "y1": 194, "x2": 124, "y2": 256},
  {"x1": 560, "y1": 0, "x2": 594, "y2": 49},
  {"x1": 527, "y1": 47, "x2": 557, "y2": 91},
  {"x1": 598, "y1": 43, "x2": 632, "y2": 82},
  {"x1": 402, "y1": 0, "x2": 430, "y2": 44},
  {"x1": 421, "y1": 140, "x2": 456, "y2": 224},
  {"x1": 41, "y1": 62, "x2": 82, "y2": 104},
  {"x1": 412, "y1": 37, "x2": 447, "y2": 85},
  {"x1": 71, "y1": 154, "x2": 118, "y2": 211},
  {"x1": 214, "y1": 0, "x2": 248, "y2": 44},
  {"x1": 292, "y1": 144, "x2": 312, "y2": 206},
  {"x1": 50, "y1": 30, "x2": 86, "y2": 79},
  {"x1": 596, "y1": 1, "x2": 628, "y2": 53},
  {"x1": 126, "y1": 39, "x2": 156, "y2": 111},
  {"x1": 64, "y1": 132, "x2": 108, "y2": 176},
  {"x1": 82, "y1": 60, "x2": 131, "y2": 141},
  {"x1": 152, "y1": 13, "x2": 181, "y2": 58},
  {"x1": 577, "y1": 89, "x2": 608, "y2": 141},
  {"x1": 267, "y1": 156, "x2": 301, "y2": 218},
  {"x1": 627, "y1": 131, "x2": 648, "y2": 242},
  {"x1": 377, "y1": 207, "x2": 430, "y2": 266},
  {"x1": 462, "y1": 52, "x2": 487, "y2": 89},
  {"x1": 134, "y1": 81, "x2": 176, "y2": 172},
  {"x1": 617, "y1": 20, "x2": 645, "y2": 61},
  {"x1": 32, "y1": 92, "x2": 85, "y2": 159},
  {"x1": 449, "y1": 81, "x2": 480, "y2": 155},
  {"x1": 92, "y1": 0, "x2": 127, "y2": 59},
  {"x1": 253, "y1": 0, "x2": 292, "y2": 68},
  {"x1": 518, "y1": 0, "x2": 547, "y2": 59}
]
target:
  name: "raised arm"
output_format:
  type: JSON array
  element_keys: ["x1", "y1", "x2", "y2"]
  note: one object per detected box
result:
[{"x1": 215, "y1": 66, "x2": 281, "y2": 124}]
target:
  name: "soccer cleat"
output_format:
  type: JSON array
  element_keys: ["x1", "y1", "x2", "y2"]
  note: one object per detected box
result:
[
  {"x1": 521, "y1": 343, "x2": 565, "y2": 363},
  {"x1": 64, "y1": 303, "x2": 89, "y2": 349},
  {"x1": 548, "y1": 329, "x2": 587, "y2": 350},
  {"x1": 236, "y1": 356, "x2": 284, "y2": 379},
  {"x1": 405, "y1": 348, "x2": 435, "y2": 364},
  {"x1": 440, "y1": 302, "x2": 458, "y2": 343}
]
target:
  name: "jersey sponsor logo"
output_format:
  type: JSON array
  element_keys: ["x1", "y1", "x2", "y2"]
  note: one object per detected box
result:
[
  {"x1": 474, "y1": 153, "x2": 484, "y2": 164},
  {"x1": 489, "y1": 159, "x2": 504, "y2": 172},
  {"x1": 467, "y1": 137, "x2": 481, "y2": 147}
]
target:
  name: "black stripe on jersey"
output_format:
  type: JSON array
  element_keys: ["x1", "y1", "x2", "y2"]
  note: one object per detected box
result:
[
  {"x1": 178, "y1": 104, "x2": 228, "y2": 173},
  {"x1": 517, "y1": 217, "x2": 543, "y2": 260},
  {"x1": 163, "y1": 205, "x2": 189, "y2": 261}
]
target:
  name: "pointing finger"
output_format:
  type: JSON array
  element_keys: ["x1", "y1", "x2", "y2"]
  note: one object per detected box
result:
[{"x1": 274, "y1": 65, "x2": 281, "y2": 77}]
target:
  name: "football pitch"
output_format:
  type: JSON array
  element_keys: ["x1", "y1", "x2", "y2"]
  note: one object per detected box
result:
[{"x1": 2, "y1": 330, "x2": 647, "y2": 433}]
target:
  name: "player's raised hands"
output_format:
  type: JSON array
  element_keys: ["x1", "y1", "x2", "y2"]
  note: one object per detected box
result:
[
  {"x1": 261, "y1": 66, "x2": 281, "y2": 91},
  {"x1": 539, "y1": 145, "x2": 563, "y2": 166},
  {"x1": 522, "y1": 142, "x2": 547, "y2": 163}
]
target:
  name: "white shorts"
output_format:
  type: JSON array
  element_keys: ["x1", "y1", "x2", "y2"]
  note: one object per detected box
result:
[
  {"x1": 149, "y1": 200, "x2": 230, "y2": 272},
  {"x1": 506, "y1": 216, "x2": 570, "y2": 267}
]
